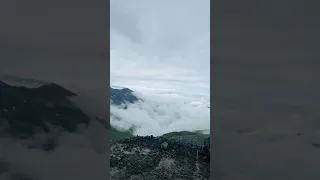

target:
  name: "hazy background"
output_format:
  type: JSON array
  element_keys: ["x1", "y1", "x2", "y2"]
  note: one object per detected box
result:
[
  {"x1": 0, "y1": 0, "x2": 108, "y2": 97},
  {"x1": 212, "y1": 0, "x2": 320, "y2": 179}
]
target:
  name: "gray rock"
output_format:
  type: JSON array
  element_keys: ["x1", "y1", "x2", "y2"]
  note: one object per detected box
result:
[{"x1": 161, "y1": 142, "x2": 168, "y2": 149}]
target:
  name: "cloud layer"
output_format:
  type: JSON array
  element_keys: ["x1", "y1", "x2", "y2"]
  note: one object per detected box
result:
[
  {"x1": 111, "y1": 91, "x2": 210, "y2": 136},
  {"x1": 110, "y1": 0, "x2": 210, "y2": 97}
]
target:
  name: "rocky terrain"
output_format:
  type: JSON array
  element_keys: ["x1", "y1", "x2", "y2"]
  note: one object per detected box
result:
[{"x1": 111, "y1": 136, "x2": 210, "y2": 180}]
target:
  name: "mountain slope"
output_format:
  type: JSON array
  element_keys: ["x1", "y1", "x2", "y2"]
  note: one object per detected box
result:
[
  {"x1": 110, "y1": 87, "x2": 139, "y2": 106},
  {"x1": 0, "y1": 81, "x2": 135, "y2": 142},
  {"x1": 0, "y1": 81, "x2": 90, "y2": 140}
]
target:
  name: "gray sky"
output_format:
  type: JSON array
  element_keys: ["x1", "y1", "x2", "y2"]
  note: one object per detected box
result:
[
  {"x1": 212, "y1": 0, "x2": 320, "y2": 179},
  {"x1": 110, "y1": 0, "x2": 210, "y2": 98},
  {"x1": 213, "y1": 0, "x2": 320, "y2": 104},
  {"x1": 0, "y1": 0, "x2": 108, "y2": 96}
]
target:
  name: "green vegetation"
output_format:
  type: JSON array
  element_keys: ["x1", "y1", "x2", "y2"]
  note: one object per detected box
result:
[
  {"x1": 110, "y1": 127, "x2": 134, "y2": 141},
  {"x1": 161, "y1": 131, "x2": 201, "y2": 137},
  {"x1": 110, "y1": 127, "x2": 208, "y2": 141}
]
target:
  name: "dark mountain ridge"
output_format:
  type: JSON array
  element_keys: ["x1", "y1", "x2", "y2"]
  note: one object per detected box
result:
[
  {"x1": 110, "y1": 87, "x2": 139, "y2": 106},
  {"x1": 0, "y1": 82, "x2": 139, "y2": 140},
  {"x1": 0, "y1": 81, "x2": 89, "y2": 139}
]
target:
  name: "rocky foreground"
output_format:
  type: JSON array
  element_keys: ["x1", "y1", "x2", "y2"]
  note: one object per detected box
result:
[{"x1": 111, "y1": 136, "x2": 210, "y2": 180}]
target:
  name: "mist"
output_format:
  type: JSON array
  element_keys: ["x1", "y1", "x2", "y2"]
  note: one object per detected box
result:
[
  {"x1": 0, "y1": 120, "x2": 108, "y2": 180},
  {"x1": 111, "y1": 91, "x2": 210, "y2": 136}
]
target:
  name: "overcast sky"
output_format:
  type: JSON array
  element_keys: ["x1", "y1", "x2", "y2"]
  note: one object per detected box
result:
[
  {"x1": 110, "y1": 0, "x2": 210, "y2": 98},
  {"x1": 212, "y1": 0, "x2": 320, "y2": 179},
  {"x1": 0, "y1": 0, "x2": 108, "y2": 97}
]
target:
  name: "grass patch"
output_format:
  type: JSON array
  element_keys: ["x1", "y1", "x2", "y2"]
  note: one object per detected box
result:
[
  {"x1": 110, "y1": 127, "x2": 134, "y2": 141},
  {"x1": 161, "y1": 131, "x2": 201, "y2": 138},
  {"x1": 110, "y1": 128, "x2": 208, "y2": 141}
]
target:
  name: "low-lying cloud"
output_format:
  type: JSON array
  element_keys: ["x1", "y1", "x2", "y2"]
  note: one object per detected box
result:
[
  {"x1": 111, "y1": 91, "x2": 210, "y2": 136},
  {"x1": 0, "y1": 120, "x2": 108, "y2": 180},
  {"x1": 65, "y1": 84, "x2": 210, "y2": 137}
]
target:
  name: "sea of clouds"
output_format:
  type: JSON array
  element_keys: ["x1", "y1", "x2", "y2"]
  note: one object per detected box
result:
[{"x1": 110, "y1": 89, "x2": 210, "y2": 136}]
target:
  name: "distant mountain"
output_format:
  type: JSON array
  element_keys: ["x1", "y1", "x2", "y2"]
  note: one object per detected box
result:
[
  {"x1": 110, "y1": 85, "x2": 125, "y2": 89},
  {"x1": 0, "y1": 82, "x2": 138, "y2": 140},
  {"x1": 110, "y1": 87, "x2": 139, "y2": 106},
  {"x1": 0, "y1": 81, "x2": 90, "y2": 142}
]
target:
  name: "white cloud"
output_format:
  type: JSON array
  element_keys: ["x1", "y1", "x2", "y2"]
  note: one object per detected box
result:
[
  {"x1": 110, "y1": 0, "x2": 210, "y2": 97},
  {"x1": 111, "y1": 92, "x2": 210, "y2": 136}
]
